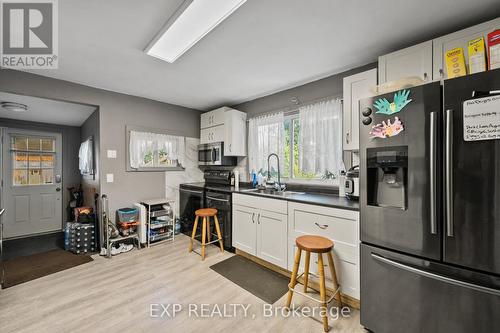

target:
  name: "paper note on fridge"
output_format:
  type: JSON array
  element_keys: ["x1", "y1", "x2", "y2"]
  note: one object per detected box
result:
[{"x1": 463, "y1": 95, "x2": 500, "y2": 141}]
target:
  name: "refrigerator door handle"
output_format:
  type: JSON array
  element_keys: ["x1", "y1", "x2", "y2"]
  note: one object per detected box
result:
[
  {"x1": 429, "y1": 111, "x2": 437, "y2": 235},
  {"x1": 445, "y1": 109, "x2": 454, "y2": 237},
  {"x1": 371, "y1": 253, "x2": 500, "y2": 297}
]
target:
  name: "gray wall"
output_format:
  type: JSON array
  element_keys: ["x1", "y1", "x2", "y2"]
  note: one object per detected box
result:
[
  {"x1": 0, "y1": 69, "x2": 202, "y2": 216},
  {"x1": 80, "y1": 109, "x2": 100, "y2": 206},
  {"x1": 233, "y1": 62, "x2": 376, "y2": 116},
  {"x1": 0, "y1": 117, "x2": 81, "y2": 222},
  {"x1": 232, "y1": 62, "x2": 377, "y2": 172}
]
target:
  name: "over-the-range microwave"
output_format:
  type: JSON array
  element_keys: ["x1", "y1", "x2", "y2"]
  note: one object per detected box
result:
[{"x1": 198, "y1": 142, "x2": 237, "y2": 166}]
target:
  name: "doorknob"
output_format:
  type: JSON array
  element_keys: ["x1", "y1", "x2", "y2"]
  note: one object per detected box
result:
[{"x1": 56, "y1": 187, "x2": 61, "y2": 192}]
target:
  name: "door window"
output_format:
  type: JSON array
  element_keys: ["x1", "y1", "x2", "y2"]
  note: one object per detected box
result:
[{"x1": 11, "y1": 136, "x2": 56, "y2": 186}]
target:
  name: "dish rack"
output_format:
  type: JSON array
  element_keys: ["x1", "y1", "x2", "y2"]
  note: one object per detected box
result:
[
  {"x1": 101, "y1": 194, "x2": 140, "y2": 258},
  {"x1": 141, "y1": 198, "x2": 175, "y2": 247}
]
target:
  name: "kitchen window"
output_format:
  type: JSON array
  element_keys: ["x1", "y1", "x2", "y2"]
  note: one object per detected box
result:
[
  {"x1": 127, "y1": 127, "x2": 185, "y2": 171},
  {"x1": 249, "y1": 98, "x2": 343, "y2": 184}
]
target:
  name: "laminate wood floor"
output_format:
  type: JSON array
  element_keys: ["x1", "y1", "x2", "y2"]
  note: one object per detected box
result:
[{"x1": 0, "y1": 235, "x2": 366, "y2": 333}]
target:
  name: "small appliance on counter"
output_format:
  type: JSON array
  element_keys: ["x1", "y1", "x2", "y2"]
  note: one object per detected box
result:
[{"x1": 344, "y1": 165, "x2": 359, "y2": 200}]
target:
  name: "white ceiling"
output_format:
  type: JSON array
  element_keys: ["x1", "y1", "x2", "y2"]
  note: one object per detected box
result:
[
  {"x1": 26, "y1": 0, "x2": 500, "y2": 110},
  {"x1": 0, "y1": 92, "x2": 96, "y2": 126}
]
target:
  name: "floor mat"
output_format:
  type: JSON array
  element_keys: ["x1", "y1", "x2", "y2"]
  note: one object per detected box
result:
[
  {"x1": 3, "y1": 232, "x2": 64, "y2": 261},
  {"x1": 210, "y1": 255, "x2": 290, "y2": 304},
  {"x1": 2, "y1": 249, "x2": 93, "y2": 288}
]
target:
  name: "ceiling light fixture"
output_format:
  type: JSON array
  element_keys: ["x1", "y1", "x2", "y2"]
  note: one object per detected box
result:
[
  {"x1": 145, "y1": 0, "x2": 247, "y2": 63},
  {"x1": 1, "y1": 102, "x2": 28, "y2": 112}
]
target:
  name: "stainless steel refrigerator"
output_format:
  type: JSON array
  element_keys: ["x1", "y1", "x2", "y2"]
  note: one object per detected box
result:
[{"x1": 359, "y1": 69, "x2": 500, "y2": 333}]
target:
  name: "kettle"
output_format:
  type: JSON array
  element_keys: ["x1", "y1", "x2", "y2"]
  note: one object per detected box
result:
[{"x1": 345, "y1": 165, "x2": 359, "y2": 201}]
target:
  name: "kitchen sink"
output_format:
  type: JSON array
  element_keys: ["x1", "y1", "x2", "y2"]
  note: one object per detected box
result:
[{"x1": 240, "y1": 188, "x2": 305, "y2": 197}]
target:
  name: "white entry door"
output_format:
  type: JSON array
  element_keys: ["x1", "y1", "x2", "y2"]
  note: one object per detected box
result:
[{"x1": 2, "y1": 129, "x2": 63, "y2": 238}]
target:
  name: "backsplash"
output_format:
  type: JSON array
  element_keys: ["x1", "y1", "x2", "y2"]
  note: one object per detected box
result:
[{"x1": 165, "y1": 137, "x2": 204, "y2": 213}]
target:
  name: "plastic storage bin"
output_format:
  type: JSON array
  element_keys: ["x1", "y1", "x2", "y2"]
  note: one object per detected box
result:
[{"x1": 117, "y1": 207, "x2": 139, "y2": 223}]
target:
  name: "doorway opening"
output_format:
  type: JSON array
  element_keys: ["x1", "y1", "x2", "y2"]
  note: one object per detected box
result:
[{"x1": 0, "y1": 91, "x2": 99, "y2": 288}]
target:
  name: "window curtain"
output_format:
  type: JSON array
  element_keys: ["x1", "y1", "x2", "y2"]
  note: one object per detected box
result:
[
  {"x1": 298, "y1": 99, "x2": 343, "y2": 177},
  {"x1": 78, "y1": 138, "x2": 93, "y2": 175},
  {"x1": 248, "y1": 112, "x2": 284, "y2": 175},
  {"x1": 129, "y1": 131, "x2": 185, "y2": 169}
]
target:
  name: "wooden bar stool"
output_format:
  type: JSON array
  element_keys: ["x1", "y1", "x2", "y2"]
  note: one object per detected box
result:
[
  {"x1": 188, "y1": 208, "x2": 224, "y2": 260},
  {"x1": 286, "y1": 235, "x2": 343, "y2": 332}
]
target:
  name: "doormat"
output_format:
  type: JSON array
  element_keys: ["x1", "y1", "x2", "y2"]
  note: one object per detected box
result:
[
  {"x1": 210, "y1": 255, "x2": 289, "y2": 304},
  {"x1": 2, "y1": 249, "x2": 93, "y2": 288}
]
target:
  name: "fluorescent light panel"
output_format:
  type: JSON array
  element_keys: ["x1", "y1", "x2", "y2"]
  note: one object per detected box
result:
[{"x1": 146, "y1": 0, "x2": 247, "y2": 63}]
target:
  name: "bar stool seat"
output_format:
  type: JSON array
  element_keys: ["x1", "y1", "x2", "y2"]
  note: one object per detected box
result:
[
  {"x1": 296, "y1": 235, "x2": 333, "y2": 253},
  {"x1": 194, "y1": 208, "x2": 217, "y2": 217},
  {"x1": 286, "y1": 235, "x2": 343, "y2": 332},
  {"x1": 188, "y1": 208, "x2": 224, "y2": 260}
]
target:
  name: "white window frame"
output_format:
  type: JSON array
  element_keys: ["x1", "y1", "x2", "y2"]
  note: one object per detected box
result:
[
  {"x1": 126, "y1": 125, "x2": 185, "y2": 172},
  {"x1": 282, "y1": 113, "x2": 340, "y2": 186},
  {"x1": 79, "y1": 136, "x2": 95, "y2": 178}
]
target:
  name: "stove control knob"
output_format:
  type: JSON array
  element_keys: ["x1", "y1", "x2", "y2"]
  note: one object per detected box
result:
[
  {"x1": 362, "y1": 107, "x2": 373, "y2": 117},
  {"x1": 362, "y1": 117, "x2": 372, "y2": 126}
]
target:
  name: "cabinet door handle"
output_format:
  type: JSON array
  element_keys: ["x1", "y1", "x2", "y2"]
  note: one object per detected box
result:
[
  {"x1": 439, "y1": 69, "x2": 444, "y2": 79},
  {"x1": 346, "y1": 132, "x2": 349, "y2": 144},
  {"x1": 251, "y1": 212, "x2": 255, "y2": 224},
  {"x1": 257, "y1": 213, "x2": 261, "y2": 224},
  {"x1": 424, "y1": 72, "x2": 428, "y2": 81},
  {"x1": 229, "y1": 144, "x2": 232, "y2": 152},
  {"x1": 315, "y1": 222, "x2": 328, "y2": 230}
]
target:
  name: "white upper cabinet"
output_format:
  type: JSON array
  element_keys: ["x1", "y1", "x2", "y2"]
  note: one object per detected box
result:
[
  {"x1": 224, "y1": 109, "x2": 247, "y2": 156},
  {"x1": 199, "y1": 107, "x2": 247, "y2": 156},
  {"x1": 378, "y1": 40, "x2": 433, "y2": 84},
  {"x1": 200, "y1": 107, "x2": 226, "y2": 129},
  {"x1": 200, "y1": 125, "x2": 225, "y2": 144},
  {"x1": 343, "y1": 68, "x2": 377, "y2": 151},
  {"x1": 433, "y1": 18, "x2": 500, "y2": 80}
]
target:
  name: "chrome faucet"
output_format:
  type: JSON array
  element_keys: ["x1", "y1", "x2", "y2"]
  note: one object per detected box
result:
[{"x1": 267, "y1": 153, "x2": 286, "y2": 192}]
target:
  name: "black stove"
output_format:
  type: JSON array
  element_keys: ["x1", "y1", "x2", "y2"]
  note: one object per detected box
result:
[{"x1": 179, "y1": 170, "x2": 234, "y2": 252}]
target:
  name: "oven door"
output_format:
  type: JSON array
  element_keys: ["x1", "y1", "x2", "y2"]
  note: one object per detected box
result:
[
  {"x1": 206, "y1": 191, "x2": 233, "y2": 251},
  {"x1": 179, "y1": 187, "x2": 204, "y2": 235}
]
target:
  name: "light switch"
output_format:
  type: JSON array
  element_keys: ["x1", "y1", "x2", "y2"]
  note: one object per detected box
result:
[
  {"x1": 106, "y1": 173, "x2": 114, "y2": 183},
  {"x1": 107, "y1": 150, "x2": 117, "y2": 158}
]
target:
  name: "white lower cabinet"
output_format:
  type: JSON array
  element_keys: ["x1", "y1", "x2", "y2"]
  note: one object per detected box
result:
[
  {"x1": 288, "y1": 202, "x2": 360, "y2": 300},
  {"x1": 232, "y1": 205, "x2": 257, "y2": 255},
  {"x1": 256, "y1": 210, "x2": 287, "y2": 268},
  {"x1": 232, "y1": 194, "x2": 360, "y2": 300},
  {"x1": 232, "y1": 194, "x2": 288, "y2": 268}
]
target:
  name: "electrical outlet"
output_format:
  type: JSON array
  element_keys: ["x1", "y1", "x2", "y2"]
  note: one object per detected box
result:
[
  {"x1": 107, "y1": 150, "x2": 117, "y2": 158},
  {"x1": 106, "y1": 173, "x2": 114, "y2": 183}
]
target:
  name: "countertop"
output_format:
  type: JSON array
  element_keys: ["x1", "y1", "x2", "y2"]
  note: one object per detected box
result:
[{"x1": 180, "y1": 182, "x2": 359, "y2": 211}]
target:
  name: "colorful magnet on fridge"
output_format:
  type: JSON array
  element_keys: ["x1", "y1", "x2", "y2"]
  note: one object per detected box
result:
[
  {"x1": 373, "y1": 90, "x2": 412, "y2": 115},
  {"x1": 370, "y1": 117, "x2": 404, "y2": 138}
]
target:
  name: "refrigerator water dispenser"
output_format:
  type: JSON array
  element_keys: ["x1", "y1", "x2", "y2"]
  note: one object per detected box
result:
[{"x1": 366, "y1": 146, "x2": 408, "y2": 209}]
